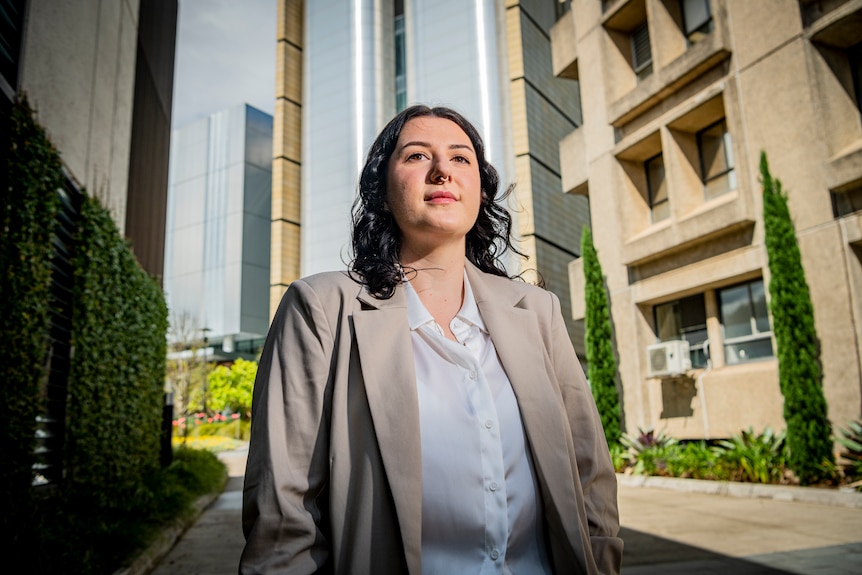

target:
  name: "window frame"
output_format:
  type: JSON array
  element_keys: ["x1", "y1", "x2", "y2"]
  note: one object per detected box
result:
[
  {"x1": 631, "y1": 19, "x2": 653, "y2": 80},
  {"x1": 645, "y1": 152, "x2": 669, "y2": 222},
  {"x1": 654, "y1": 294, "x2": 709, "y2": 369},
  {"x1": 680, "y1": 0, "x2": 714, "y2": 44},
  {"x1": 718, "y1": 279, "x2": 774, "y2": 365},
  {"x1": 697, "y1": 118, "x2": 737, "y2": 200}
]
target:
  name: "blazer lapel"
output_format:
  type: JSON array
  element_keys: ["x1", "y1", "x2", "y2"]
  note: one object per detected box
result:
[
  {"x1": 466, "y1": 264, "x2": 587, "y2": 563},
  {"x1": 352, "y1": 285, "x2": 423, "y2": 574}
]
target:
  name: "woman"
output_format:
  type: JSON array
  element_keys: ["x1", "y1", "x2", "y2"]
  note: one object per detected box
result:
[{"x1": 240, "y1": 105, "x2": 623, "y2": 574}]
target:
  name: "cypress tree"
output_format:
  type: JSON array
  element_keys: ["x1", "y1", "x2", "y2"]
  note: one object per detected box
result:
[
  {"x1": 581, "y1": 226, "x2": 621, "y2": 444},
  {"x1": 760, "y1": 151, "x2": 833, "y2": 485}
]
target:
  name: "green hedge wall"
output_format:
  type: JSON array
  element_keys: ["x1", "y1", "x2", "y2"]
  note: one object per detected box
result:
[
  {"x1": 65, "y1": 195, "x2": 168, "y2": 506},
  {"x1": 0, "y1": 97, "x2": 63, "y2": 538},
  {"x1": 1, "y1": 98, "x2": 170, "y2": 571}
]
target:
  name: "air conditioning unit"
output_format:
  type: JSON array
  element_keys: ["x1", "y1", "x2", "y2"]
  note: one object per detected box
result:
[{"x1": 647, "y1": 340, "x2": 691, "y2": 378}]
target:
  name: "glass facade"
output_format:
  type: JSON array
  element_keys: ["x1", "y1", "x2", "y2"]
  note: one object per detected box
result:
[{"x1": 164, "y1": 104, "x2": 272, "y2": 348}]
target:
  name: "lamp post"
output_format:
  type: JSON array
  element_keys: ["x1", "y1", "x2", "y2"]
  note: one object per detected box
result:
[{"x1": 201, "y1": 327, "x2": 211, "y2": 416}]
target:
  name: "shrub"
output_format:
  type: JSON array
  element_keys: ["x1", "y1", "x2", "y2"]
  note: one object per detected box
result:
[
  {"x1": 836, "y1": 420, "x2": 862, "y2": 489},
  {"x1": 760, "y1": 152, "x2": 833, "y2": 485},
  {"x1": 714, "y1": 427, "x2": 787, "y2": 484},
  {"x1": 581, "y1": 226, "x2": 621, "y2": 444},
  {"x1": 665, "y1": 441, "x2": 730, "y2": 481}
]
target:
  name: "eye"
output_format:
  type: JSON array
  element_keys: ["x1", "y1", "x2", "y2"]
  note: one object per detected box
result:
[
  {"x1": 452, "y1": 155, "x2": 470, "y2": 164},
  {"x1": 406, "y1": 152, "x2": 427, "y2": 161}
]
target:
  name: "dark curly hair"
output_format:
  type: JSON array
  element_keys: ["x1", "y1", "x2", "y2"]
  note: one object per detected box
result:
[{"x1": 350, "y1": 105, "x2": 523, "y2": 298}]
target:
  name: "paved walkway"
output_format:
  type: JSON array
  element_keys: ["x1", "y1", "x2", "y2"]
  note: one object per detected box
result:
[{"x1": 148, "y1": 447, "x2": 862, "y2": 574}]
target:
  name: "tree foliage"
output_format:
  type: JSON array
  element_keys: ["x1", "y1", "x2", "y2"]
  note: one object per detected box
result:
[
  {"x1": 581, "y1": 226, "x2": 621, "y2": 444},
  {"x1": 207, "y1": 358, "x2": 257, "y2": 418},
  {"x1": 760, "y1": 151, "x2": 833, "y2": 485}
]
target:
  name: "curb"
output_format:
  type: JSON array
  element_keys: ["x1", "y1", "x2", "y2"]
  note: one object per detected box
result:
[
  {"x1": 617, "y1": 473, "x2": 862, "y2": 509},
  {"x1": 113, "y1": 475, "x2": 228, "y2": 575}
]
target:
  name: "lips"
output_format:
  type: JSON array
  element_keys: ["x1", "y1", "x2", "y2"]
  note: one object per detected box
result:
[{"x1": 426, "y1": 190, "x2": 457, "y2": 203}]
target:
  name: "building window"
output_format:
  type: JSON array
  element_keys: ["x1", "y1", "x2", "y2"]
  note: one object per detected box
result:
[
  {"x1": 681, "y1": 0, "x2": 713, "y2": 44},
  {"x1": 0, "y1": 0, "x2": 27, "y2": 100},
  {"x1": 554, "y1": 0, "x2": 572, "y2": 19},
  {"x1": 698, "y1": 119, "x2": 736, "y2": 200},
  {"x1": 631, "y1": 20, "x2": 652, "y2": 81},
  {"x1": 850, "y1": 40, "x2": 862, "y2": 114},
  {"x1": 645, "y1": 153, "x2": 669, "y2": 222},
  {"x1": 394, "y1": 0, "x2": 407, "y2": 112},
  {"x1": 655, "y1": 294, "x2": 708, "y2": 368},
  {"x1": 719, "y1": 279, "x2": 774, "y2": 365},
  {"x1": 831, "y1": 185, "x2": 862, "y2": 218}
]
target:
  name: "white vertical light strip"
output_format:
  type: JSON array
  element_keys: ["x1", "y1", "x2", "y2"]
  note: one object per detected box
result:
[
  {"x1": 354, "y1": 0, "x2": 364, "y2": 172},
  {"x1": 475, "y1": 0, "x2": 492, "y2": 159}
]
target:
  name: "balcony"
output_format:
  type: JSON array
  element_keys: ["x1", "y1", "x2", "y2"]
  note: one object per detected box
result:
[
  {"x1": 550, "y1": 4, "x2": 579, "y2": 80},
  {"x1": 560, "y1": 127, "x2": 588, "y2": 195}
]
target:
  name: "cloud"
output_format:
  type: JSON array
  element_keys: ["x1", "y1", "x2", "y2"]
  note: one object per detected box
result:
[{"x1": 172, "y1": 0, "x2": 276, "y2": 128}]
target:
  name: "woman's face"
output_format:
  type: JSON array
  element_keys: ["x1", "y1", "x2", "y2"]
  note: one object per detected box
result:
[{"x1": 385, "y1": 116, "x2": 482, "y2": 254}]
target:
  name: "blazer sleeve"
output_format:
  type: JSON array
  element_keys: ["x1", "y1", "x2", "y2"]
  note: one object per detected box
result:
[
  {"x1": 240, "y1": 279, "x2": 334, "y2": 574},
  {"x1": 547, "y1": 290, "x2": 624, "y2": 574}
]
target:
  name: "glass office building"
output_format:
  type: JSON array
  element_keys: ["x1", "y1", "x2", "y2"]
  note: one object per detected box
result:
[{"x1": 164, "y1": 104, "x2": 273, "y2": 356}]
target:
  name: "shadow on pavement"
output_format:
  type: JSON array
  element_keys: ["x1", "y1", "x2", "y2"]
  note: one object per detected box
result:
[{"x1": 620, "y1": 527, "x2": 794, "y2": 574}]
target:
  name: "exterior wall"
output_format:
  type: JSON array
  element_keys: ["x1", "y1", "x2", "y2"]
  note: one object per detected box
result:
[
  {"x1": 125, "y1": 0, "x2": 178, "y2": 281},
  {"x1": 505, "y1": 0, "x2": 589, "y2": 353},
  {"x1": 19, "y1": 0, "x2": 142, "y2": 233},
  {"x1": 554, "y1": 0, "x2": 862, "y2": 438},
  {"x1": 271, "y1": 0, "x2": 304, "y2": 317},
  {"x1": 165, "y1": 105, "x2": 273, "y2": 349}
]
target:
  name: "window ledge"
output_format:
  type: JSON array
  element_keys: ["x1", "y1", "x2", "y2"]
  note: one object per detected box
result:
[
  {"x1": 623, "y1": 191, "x2": 753, "y2": 266},
  {"x1": 828, "y1": 141, "x2": 862, "y2": 192},
  {"x1": 608, "y1": 32, "x2": 730, "y2": 128}
]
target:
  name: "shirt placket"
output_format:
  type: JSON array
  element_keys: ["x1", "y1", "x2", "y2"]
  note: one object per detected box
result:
[{"x1": 453, "y1": 319, "x2": 508, "y2": 573}]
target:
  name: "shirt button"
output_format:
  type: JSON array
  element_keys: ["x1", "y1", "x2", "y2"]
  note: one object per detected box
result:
[
  {"x1": 489, "y1": 481, "x2": 499, "y2": 492},
  {"x1": 468, "y1": 370, "x2": 477, "y2": 380},
  {"x1": 490, "y1": 548, "x2": 500, "y2": 560},
  {"x1": 484, "y1": 419, "x2": 493, "y2": 429}
]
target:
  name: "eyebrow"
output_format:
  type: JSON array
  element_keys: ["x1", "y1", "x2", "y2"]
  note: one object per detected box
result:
[{"x1": 400, "y1": 141, "x2": 475, "y2": 152}]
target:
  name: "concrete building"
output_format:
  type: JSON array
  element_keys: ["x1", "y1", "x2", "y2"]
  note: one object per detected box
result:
[
  {"x1": 552, "y1": 0, "x2": 862, "y2": 439},
  {"x1": 272, "y1": 0, "x2": 590, "y2": 351},
  {"x1": 2, "y1": 0, "x2": 177, "y2": 279},
  {"x1": 164, "y1": 104, "x2": 273, "y2": 359},
  {"x1": 0, "y1": 0, "x2": 178, "y2": 486}
]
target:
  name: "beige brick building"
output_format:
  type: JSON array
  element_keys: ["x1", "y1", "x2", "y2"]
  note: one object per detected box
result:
[{"x1": 552, "y1": 0, "x2": 862, "y2": 439}]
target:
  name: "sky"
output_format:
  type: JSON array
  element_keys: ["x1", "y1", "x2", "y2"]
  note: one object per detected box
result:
[{"x1": 171, "y1": 0, "x2": 276, "y2": 129}]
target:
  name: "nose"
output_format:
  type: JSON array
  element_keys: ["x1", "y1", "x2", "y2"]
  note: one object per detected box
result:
[{"x1": 429, "y1": 158, "x2": 451, "y2": 183}]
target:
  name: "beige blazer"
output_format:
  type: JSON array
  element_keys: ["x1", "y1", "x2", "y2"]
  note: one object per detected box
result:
[{"x1": 240, "y1": 262, "x2": 623, "y2": 574}]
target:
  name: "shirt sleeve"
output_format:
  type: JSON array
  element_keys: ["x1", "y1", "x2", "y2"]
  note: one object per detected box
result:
[
  {"x1": 546, "y1": 289, "x2": 624, "y2": 575},
  {"x1": 240, "y1": 279, "x2": 334, "y2": 574}
]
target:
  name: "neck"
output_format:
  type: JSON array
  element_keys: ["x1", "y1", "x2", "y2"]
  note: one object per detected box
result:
[{"x1": 400, "y1": 242, "x2": 467, "y2": 340}]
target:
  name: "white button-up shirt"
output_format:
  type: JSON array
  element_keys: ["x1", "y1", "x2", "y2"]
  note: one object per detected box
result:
[{"x1": 404, "y1": 274, "x2": 552, "y2": 575}]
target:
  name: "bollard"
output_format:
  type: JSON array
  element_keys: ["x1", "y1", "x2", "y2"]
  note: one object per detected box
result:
[{"x1": 161, "y1": 392, "x2": 174, "y2": 466}]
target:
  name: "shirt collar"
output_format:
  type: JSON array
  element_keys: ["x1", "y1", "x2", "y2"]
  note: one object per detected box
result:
[{"x1": 403, "y1": 269, "x2": 487, "y2": 333}]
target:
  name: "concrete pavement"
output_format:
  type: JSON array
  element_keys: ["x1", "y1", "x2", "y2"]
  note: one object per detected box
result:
[{"x1": 144, "y1": 447, "x2": 862, "y2": 574}]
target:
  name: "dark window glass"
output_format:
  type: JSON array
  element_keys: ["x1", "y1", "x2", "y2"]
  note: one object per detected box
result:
[
  {"x1": 698, "y1": 119, "x2": 736, "y2": 200},
  {"x1": 631, "y1": 20, "x2": 653, "y2": 80},
  {"x1": 682, "y1": 0, "x2": 713, "y2": 43},
  {"x1": 645, "y1": 153, "x2": 669, "y2": 222},
  {"x1": 849, "y1": 41, "x2": 862, "y2": 114},
  {"x1": 0, "y1": 0, "x2": 27, "y2": 98},
  {"x1": 654, "y1": 294, "x2": 708, "y2": 368},
  {"x1": 831, "y1": 186, "x2": 862, "y2": 218},
  {"x1": 719, "y1": 279, "x2": 774, "y2": 365}
]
